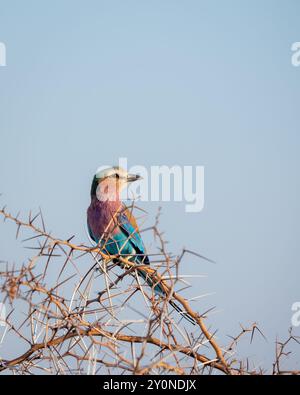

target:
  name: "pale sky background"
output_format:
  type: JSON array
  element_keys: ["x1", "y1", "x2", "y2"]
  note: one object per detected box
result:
[{"x1": 0, "y1": 0, "x2": 300, "y2": 372}]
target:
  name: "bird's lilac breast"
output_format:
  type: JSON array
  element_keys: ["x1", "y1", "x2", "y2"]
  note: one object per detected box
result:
[{"x1": 87, "y1": 198, "x2": 121, "y2": 241}]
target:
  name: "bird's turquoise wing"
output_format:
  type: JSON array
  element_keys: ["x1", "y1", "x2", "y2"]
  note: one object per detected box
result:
[{"x1": 117, "y1": 212, "x2": 150, "y2": 265}]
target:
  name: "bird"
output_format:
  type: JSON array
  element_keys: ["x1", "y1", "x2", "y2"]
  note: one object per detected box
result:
[{"x1": 87, "y1": 166, "x2": 195, "y2": 325}]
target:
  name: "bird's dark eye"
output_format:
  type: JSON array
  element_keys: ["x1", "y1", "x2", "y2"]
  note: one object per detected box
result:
[{"x1": 115, "y1": 173, "x2": 119, "y2": 179}]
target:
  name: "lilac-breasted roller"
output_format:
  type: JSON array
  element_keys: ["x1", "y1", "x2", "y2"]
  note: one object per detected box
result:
[{"x1": 87, "y1": 166, "x2": 195, "y2": 324}]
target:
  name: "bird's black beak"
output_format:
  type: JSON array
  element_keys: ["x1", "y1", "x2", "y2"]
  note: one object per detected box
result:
[{"x1": 127, "y1": 173, "x2": 142, "y2": 183}]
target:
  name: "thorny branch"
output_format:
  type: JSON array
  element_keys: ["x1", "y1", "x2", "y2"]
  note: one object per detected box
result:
[{"x1": 0, "y1": 206, "x2": 299, "y2": 375}]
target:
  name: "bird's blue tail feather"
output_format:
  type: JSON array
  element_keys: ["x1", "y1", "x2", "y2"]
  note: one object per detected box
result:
[{"x1": 137, "y1": 268, "x2": 196, "y2": 325}]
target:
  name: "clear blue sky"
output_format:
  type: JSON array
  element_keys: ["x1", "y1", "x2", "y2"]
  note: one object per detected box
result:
[{"x1": 0, "y1": 0, "x2": 300, "y2": 371}]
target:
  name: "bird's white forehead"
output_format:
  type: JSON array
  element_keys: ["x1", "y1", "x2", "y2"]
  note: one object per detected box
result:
[{"x1": 95, "y1": 166, "x2": 128, "y2": 179}]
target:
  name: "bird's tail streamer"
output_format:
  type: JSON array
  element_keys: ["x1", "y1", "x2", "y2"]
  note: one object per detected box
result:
[{"x1": 137, "y1": 267, "x2": 196, "y2": 326}]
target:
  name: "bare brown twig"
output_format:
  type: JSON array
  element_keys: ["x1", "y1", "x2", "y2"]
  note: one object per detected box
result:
[{"x1": 0, "y1": 206, "x2": 299, "y2": 375}]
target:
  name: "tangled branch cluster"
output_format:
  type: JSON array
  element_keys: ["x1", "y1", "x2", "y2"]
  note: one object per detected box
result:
[{"x1": 0, "y1": 206, "x2": 299, "y2": 375}]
